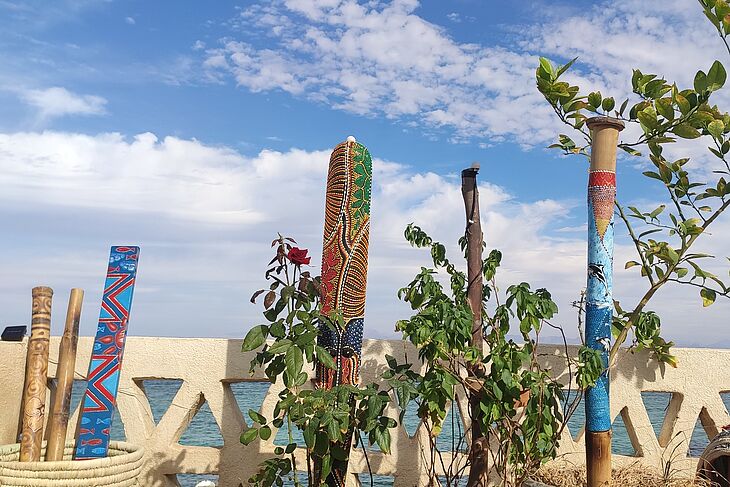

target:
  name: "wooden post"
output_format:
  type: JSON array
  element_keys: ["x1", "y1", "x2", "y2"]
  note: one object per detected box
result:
[
  {"x1": 20, "y1": 286, "x2": 53, "y2": 462},
  {"x1": 585, "y1": 116, "x2": 624, "y2": 487},
  {"x1": 46, "y1": 288, "x2": 84, "y2": 461},
  {"x1": 462, "y1": 164, "x2": 488, "y2": 487}
]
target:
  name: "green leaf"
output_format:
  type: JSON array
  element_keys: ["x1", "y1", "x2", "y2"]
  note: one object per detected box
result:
[
  {"x1": 248, "y1": 409, "x2": 267, "y2": 425},
  {"x1": 240, "y1": 428, "x2": 258, "y2": 445},
  {"x1": 619, "y1": 98, "x2": 629, "y2": 116},
  {"x1": 538, "y1": 57, "x2": 554, "y2": 80},
  {"x1": 708, "y1": 119, "x2": 725, "y2": 138},
  {"x1": 556, "y1": 57, "x2": 578, "y2": 78},
  {"x1": 588, "y1": 91, "x2": 602, "y2": 109},
  {"x1": 707, "y1": 60, "x2": 727, "y2": 91},
  {"x1": 373, "y1": 427, "x2": 392, "y2": 454},
  {"x1": 673, "y1": 124, "x2": 701, "y2": 139},
  {"x1": 674, "y1": 93, "x2": 690, "y2": 115},
  {"x1": 637, "y1": 106, "x2": 658, "y2": 130},
  {"x1": 242, "y1": 325, "x2": 268, "y2": 352},
  {"x1": 259, "y1": 425, "x2": 272, "y2": 441},
  {"x1": 649, "y1": 204, "x2": 666, "y2": 218},
  {"x1": 625, "y1": 261, "x2": 640, "y2": 269},
  {"x1": 285, "y1": 346, "x2": 304, "y2": 380},
  {"x1": 303, "y1": 424, "x2": 316, "y2": 448},
  {"x1": 695, "y1": 70, "x2": 708, "y2": 93},
  {"x1": 656, "y1": 98, "x2": 674, "y2": 120},
  {"x1": 268, "y1": 338, "x2": 293, "y2": 355},
  {"x1": 701, "y1": 288, "x2": 717, "y2": 307},
  {"x1": 316, "y1": 345, "x2": 337, "y2": 370},
  {"x1": 601, "y1": 97, "x2": 615, "y2": 112}
]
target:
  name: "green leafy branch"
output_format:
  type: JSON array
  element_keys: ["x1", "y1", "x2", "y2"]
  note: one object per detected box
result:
[
  {"x1": 242, "y1": 235, "x2": 397, "y2": 487},
  {"x1": 537, "y1": 40, "x2": 730, "y2": 368},
  {"x1": 385, "y1": 224, "x2": 598, "y2": 487}
]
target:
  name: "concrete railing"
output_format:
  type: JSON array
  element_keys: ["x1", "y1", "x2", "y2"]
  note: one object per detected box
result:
[{"x1": 0, "y1": 337, "x2": 727, "y2": 486}]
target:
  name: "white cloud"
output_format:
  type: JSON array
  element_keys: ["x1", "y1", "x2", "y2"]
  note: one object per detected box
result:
[
  {"x1": 199, "y1": 0, "x2": 730, "y2": 154},
  {"x1": 1, "y1": 130, "x2": 725, "y2": 345},
  {"x1": 19, "y1": 86, "x2": 107, "y2": 121},
  {"x1": 125, "y1": 16, "x2": 135, "y2": 25},
  {"x1": 203, "y1": 0, "x2": 554, "y2": 144}
]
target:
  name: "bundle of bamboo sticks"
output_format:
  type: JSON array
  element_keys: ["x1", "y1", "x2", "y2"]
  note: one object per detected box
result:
[{"x1": 18, "y1": 287, "x2": 83, "y2": 462}]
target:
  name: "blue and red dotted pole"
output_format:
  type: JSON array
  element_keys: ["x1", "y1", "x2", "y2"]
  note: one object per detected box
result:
[{"x1": 585, "y1": 116, "x2": 624, "y2": 487}]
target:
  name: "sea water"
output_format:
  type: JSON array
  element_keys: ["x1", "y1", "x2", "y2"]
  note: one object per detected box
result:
[{"x1": 68, "y1": 381, "x2": 723, "y2": 487}]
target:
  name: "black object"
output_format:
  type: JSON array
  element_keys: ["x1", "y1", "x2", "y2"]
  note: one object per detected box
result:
[{"x1": 1, "y1": 325, "x2": 27, "y2": 341}]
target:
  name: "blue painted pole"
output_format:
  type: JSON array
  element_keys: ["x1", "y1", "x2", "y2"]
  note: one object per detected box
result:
[{"x1": 585, "y1": 116, "x2": 624, "y2": 487}]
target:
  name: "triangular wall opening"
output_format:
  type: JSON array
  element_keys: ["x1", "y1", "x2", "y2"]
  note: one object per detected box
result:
[
  {"x1": 230, "y1": 381, "x2": 271, "y2": 429},
  {"x1": 178, "y1": 394, "x2": 223, "y2": 447},
  {"x1": 689, "y1": 408, "x2": 713, "y2": 458},
  {"x1": 137, "y1": 379, "x2": 184, "y2": 425},
  {"x1": 611, "y1": 407, "x2": 636, "y2": 456},
  {"x1": 561, "y1": 389, "x2": 585, "y2": 442},
  {"x1": 640, "y1": 391, "x2": 672, "y2": 443}
]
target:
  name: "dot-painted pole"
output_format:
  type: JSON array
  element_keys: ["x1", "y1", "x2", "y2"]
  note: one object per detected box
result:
[
  {"x1": 585, "y1": 116, "x2": 624, "y2": 487},
  {"x1": 314, "y1": 136, "x2": 372, "y2": 487}
]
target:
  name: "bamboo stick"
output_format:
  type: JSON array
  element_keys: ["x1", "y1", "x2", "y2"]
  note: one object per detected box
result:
[
  {"x1": 585, "y1": 116, "x2": 624, "y2": 487},
  {"x1": 46, "y1": 288, "x2": 83, "y2": 462},
  {"x1": 19, "y1": 286, "x2": 53, "y2": 462}
]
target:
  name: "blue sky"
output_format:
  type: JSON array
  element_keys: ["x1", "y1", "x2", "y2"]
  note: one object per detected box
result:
[{"x1": 1, "y1": 0, "x2": 728, "y2": 346}]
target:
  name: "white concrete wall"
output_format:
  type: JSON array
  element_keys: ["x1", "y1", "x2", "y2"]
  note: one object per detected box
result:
[{"x1": 0, "y1": 337, "x2": 726, "y2": 486}]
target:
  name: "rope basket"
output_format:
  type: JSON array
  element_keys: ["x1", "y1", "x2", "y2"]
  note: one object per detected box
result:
[
  {"x1": 697, "y1": 429, "x2": 730, "y2": 486},
  {"x1": 0, "y1": 441, "x2": 144, "y2": 487}
]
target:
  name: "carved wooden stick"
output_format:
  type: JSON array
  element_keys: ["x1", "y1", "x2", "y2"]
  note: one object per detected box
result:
[
  {"x1": 46, "y1": 288, "x2": 83, "y2": 461},
  {"x1": 19, "y1": 286, "x2": 53, "y2": 462}
]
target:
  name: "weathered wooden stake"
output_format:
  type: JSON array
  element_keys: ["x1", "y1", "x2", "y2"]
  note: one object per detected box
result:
[
  {"x1": 20, "y1": 286, "x2": 53, "y2": 462},
  {"x1": 462, "y1": 164, "x2": 488, "y2": 487},
  {"x1": 46, "y1": 288, "x2": 84, "y2": 461},
  {"x1": 585, "y1": 116, "x2": 624, "y2": 487}
]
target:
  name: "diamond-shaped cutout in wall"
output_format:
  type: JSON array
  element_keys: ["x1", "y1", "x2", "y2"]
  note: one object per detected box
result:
[
  {"x1": 137, "y1": 379, "x2": 183, "y2": 425},
  {"x1": 178, "y1": 394, "x2": 224, "y2": 447}
]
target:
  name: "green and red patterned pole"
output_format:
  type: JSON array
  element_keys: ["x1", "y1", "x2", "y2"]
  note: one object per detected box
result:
[{"x1": 314, "y1": 136, "x2": 372, "y2": 487}]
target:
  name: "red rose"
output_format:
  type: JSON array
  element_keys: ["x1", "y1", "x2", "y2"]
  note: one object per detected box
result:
[{"x1": 287, "y1": 247, "x2": 311, "y2": 266}]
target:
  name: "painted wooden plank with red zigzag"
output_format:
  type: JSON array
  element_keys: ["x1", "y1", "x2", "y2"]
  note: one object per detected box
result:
[{"x1": 74, "y1": 246, "x2": 139, "y2": 459}]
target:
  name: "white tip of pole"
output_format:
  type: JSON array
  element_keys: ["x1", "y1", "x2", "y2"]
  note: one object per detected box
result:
[{"x1": 346, "y1": 135, "x2": 356, "y2": 143}]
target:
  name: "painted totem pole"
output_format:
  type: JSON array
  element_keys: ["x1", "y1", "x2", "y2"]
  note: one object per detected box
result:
[
  {"x1": 584, "y1": 116, "x2": 624, "y2": 487},
  {"x1": 314, "y1": 136, "x2": 372, "y2": 487}
]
